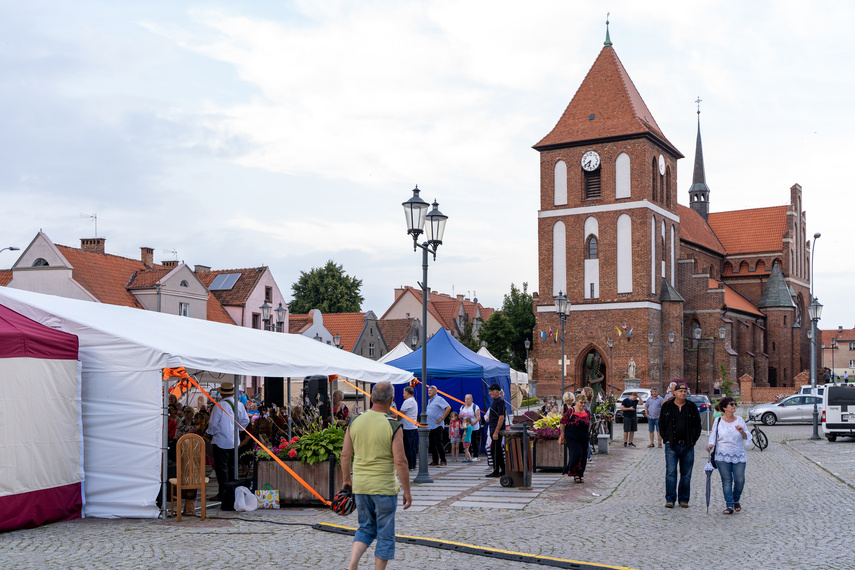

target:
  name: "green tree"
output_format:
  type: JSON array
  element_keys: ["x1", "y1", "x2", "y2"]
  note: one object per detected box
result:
[
  {"x1": 288, "y1": 260, "x2": 364, "y2": 314},
  {"x1": 480, "y1": 283, "x2": 535, "y2": 371}
]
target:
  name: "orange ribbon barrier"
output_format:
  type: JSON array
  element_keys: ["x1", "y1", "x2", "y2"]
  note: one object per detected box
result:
[
  {"x1": 338, "y1": 378, "x2": 425, "y2": 428},
  {"x1": 410, "y1": 378, "x2": 465, "y2": 405},
  {"x1": 162, "y1": 367, "x2": 331, "y2": 506}
]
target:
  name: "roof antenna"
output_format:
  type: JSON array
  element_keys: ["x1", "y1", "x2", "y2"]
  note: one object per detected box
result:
[
  {"x1": 79, "y1": 213, "x2": 98, "y2": 238},
  {"x1": 162, "y1": 248, "x2": 178, "y2": 261},
  {"x1": 604, "y1": 12, "x2": 612, "y2": 47}
]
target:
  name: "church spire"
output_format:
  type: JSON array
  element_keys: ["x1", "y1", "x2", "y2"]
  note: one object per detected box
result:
[
  {"x1": 689, "y1": 97, "x2": 711, "y2": 221},
  {"x1": 604, "y1": 13, "x2": 612, "y2": 47}
]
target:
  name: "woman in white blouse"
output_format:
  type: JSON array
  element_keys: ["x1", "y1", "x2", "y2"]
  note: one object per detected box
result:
[
  {"x1": 459, "y1": 394, "x2": 482, "y2": 459},
  {"x1": 706, "y1": 396, "x2": 749, "y2": 514}
]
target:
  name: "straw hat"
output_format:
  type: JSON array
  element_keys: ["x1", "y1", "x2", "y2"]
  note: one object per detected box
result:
[{"x1": 219, "y1": 382, "x2": 235, "y2": 397}]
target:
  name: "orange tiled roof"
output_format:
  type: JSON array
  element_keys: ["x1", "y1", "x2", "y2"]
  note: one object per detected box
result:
[
  {"x1": 677, "y1": 205, "x2": 725, "y2": 255},
  {"x1": 127, "y1": 268, "x2": 173, "y2": 289},
  {"x1": 322, "y1": 313, "x2": 367, "y2": 352},
  {"x1": 289, "y1": 314, "x2": 310, "y2": 334},
  {"x1": 378, "y1": 318, "x2": 417, "y2": 348},
  {"x1": 207, "y1": 295, "x2": 236, "y2": 325},
  {"x1": 707, "y1": 206, "x2": 788, "y2": 255},
  {"x1": 56, "y1": 245, "x2": 149, "y2": 308},
  {"x1": 711, "y1": 278, "x2": 764, "y2": 317},
  {"x1": 0, "y1": 270, "x2": 11, "y2": 286},
  {"x1": 534, "y1": 46, "x2": 681, "y2": 156},
  {"x1": 430, "y1": 296, "x2": 460, "y2": 330},
  {"x1": 196, "y1": 267, "x2": 266, "y2": 306},
  {"x1": 823, "y1": 328, "x2": 855, "y2": 343},
  {"x1": 381, "y1": 287, "x2": 448, "y2": 328}
]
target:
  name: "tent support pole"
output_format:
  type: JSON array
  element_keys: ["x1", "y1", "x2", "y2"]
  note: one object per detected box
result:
[
  {"x1": 160, "y1": 370, "x2": 169, "y2": 519},
  {"x1": 287, "y1": 377, "x2": 292, "y2": 440}
]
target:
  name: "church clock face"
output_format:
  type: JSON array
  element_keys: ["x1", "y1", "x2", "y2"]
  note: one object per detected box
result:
[
  {"x1": 658, "y1": 154, "x2": 666, "y2": 175},
  {"x1": 581, "y1": 150, "x2": 601, "y2": 172}
]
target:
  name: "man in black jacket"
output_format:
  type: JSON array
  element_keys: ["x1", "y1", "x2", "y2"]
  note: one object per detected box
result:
[{"x1": 659, "y1": 381, "x2": 702, "y2": 508}]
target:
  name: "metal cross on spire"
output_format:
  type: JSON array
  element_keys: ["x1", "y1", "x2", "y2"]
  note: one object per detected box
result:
[
  {"x1": 604, "y1": 12, "x2": 612, "y2": 47},
  {"x1": 695, "y1": 96, "x2": 702, "y2": 115}
]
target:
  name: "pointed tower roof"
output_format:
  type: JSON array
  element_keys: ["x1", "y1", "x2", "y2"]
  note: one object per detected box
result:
[
  {"x1": 534, "y1": 45, "x2": 682, "y2": 157},
  {"x1": 758, "y1": 262, "x2": 796, "y2": 308},
  {"x1": 659, "y1": 279, "x2": 685, "y2": 303},
  {"x1": 690, "y1": 115, "x2": 709, "y2": 190}
]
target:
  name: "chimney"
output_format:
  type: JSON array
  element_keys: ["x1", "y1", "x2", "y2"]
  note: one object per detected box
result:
[
  {"x1": 457, "y1": 294, "x2": 464, "y2": 302},
  {"x1": 394, "y1": 287, "x2": 405, "y2": 301},
  {"x1": 194, "y1": 265, "x2": 211, "y2": 273},
  {"x1": 162, "y1": 260, "x2": 178, "y2": 268},
  {"x1": 140, "y1": 247, "x2": 154, "y2": 267},
  {"x1": 80, "y1": 238, "x2": 105, "y2": 254}
]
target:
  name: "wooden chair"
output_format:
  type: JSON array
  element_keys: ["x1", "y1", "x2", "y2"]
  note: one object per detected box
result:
[{"x1": 169, "y1": 433, "x2": 209, "y2": 521}]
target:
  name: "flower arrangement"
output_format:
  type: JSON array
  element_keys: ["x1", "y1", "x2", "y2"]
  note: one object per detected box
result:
[
  {"x1": 531, "y1": 412, "x2": 561, "y2": 441},
  {"x1": 247, "y1": 426, "x2": 346, "y2": 465}
]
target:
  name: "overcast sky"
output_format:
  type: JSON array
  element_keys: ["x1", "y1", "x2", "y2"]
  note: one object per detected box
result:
[{"x1": 2, "y1": 1, "x2": 853, "y2": 330}]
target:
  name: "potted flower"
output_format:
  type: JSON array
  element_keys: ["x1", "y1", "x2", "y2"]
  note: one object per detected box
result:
[{"x1": 531, "y1": 413, "x2": 565, "y2": 471}]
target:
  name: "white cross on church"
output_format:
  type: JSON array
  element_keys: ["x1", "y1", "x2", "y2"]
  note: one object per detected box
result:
[{"x1": 558, "y1": 357, "x2": 571, "y2": 375}]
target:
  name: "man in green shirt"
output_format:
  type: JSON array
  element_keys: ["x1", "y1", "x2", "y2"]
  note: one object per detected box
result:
[{"x1": 342, "y1": 381, "x2": 412, "y2": 569}]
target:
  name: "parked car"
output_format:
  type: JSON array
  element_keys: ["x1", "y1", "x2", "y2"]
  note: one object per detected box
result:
[
  {"x1": 822, "y1": 385, "x2": 855, "y2": 442},
  {"x1": 614, "y1": 389, "x2": 652, "y2": 423},
  {"x1": 687, "y1": 394, "x2": 712, "y2": 416},
  {"x1": 748, "y1": 395, "x2": 823, "y2": 426}
]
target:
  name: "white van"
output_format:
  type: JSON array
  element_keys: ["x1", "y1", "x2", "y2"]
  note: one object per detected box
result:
[
  {"x1": 822, "y1": 385, "x2": 855, "y2": 442},
  {"x1": 799, "y1": 385, "x2": 826, "y2": 397}
]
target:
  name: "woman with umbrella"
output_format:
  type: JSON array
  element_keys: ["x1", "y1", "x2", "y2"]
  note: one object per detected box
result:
[
  {"x1": 706, "y1": 396, "x2": 750, "y2": 514},
  {"x1": 558, "y1": 393, "x2": 591, "y2": 483}
]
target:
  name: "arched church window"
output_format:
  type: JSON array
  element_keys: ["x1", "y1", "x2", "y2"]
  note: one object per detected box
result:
[
  {"x1": 552, "y1": 221, "x2": 566, "y2": 296},
  {"x1": 617, "y1": 214, "x2": 632, "y2": 293},
  {"x1": 554, "y1": 160, "x2": 567, "y2": 206},
  {"x1": 587, "y1": 236, "x2": 598, "y2": 259},
  {"x1": 739, "y1": 261, "x2": 749, "y2": 273},
  {"x1": 755, "y1": 260, "x2": 766, "y2": 273},
  {"x1": 651, "y1": 159, "x2": 658, "y2": 202},
  {"x1": 615, "y1": 153, "x2": 631, "y2": 199},
  {"x1": 665, "y1": 166, "x2": 672, "y2": 208},
  {"x1": 723, "y1": 261, "x2": 733, "y2": 275}
]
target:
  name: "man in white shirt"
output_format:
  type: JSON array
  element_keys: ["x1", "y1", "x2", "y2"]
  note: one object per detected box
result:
[
  {"x1": 399, "y1": 386, "x2": 419, "y2": 470},
  {"x1": 206, "y1": 382, "x2": 250, "y2": 500}
]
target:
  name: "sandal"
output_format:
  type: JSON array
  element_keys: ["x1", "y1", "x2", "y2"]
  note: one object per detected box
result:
[
  {"x1": 722, "y1": 507, "x2": 734, "y2": 515},
  {"x1": 734, "y1": 503, "x2": 741, "y2": 512},
  {"x1": 647, "y1": 444, "x2": 655, "y2": 448},
  {"x1": 573, "y1": 476, "x2": 582, "y2": 483}
]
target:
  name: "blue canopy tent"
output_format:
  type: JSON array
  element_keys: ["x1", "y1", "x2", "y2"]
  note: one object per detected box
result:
[{"x1": 386, "y1": 328, "x2": 512, "y2": 421}]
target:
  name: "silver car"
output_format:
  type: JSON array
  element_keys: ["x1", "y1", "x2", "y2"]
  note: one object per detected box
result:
[{"x1": 748, "y1": 395, "x2": 822, "y2": 426}]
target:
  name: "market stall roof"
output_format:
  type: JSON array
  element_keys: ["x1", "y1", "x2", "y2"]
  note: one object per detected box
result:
[
  {"x1": 386, "y1": 328, "x2": 510, "y2": 380},
  {"x1": 0, "y1": 287, "x2": 412, "y2": 383},
  {"x1": 377, "y1": 341, "x2": 413, "y2": 364},
  {"x1": 476, "y1": 346, "x2": 529, "y2": 384}
]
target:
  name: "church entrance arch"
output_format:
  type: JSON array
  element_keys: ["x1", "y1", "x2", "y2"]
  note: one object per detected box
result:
[{"x1": 575, "y1": 345, "x2": 607, "y2": 402}]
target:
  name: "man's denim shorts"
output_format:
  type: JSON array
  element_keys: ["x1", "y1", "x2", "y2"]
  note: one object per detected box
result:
[
  {"x1": 353, "y1": 494, "x2": 398, "y2": 560},
  {"x1": 648, "y1": 417, "x2": 659, "y2": 432}
]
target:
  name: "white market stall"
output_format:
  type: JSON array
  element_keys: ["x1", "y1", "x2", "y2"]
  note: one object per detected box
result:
[{"x1": 0, "y1": 287, "x2": 412, "y2": 519}]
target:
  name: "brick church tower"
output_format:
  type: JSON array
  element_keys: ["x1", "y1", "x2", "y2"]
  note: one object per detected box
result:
[{"x1": 531, "y1": 30, "x2": 685, "y2": 397}]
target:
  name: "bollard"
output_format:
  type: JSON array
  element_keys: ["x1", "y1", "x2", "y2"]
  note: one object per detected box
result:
[{"x1": 598, "y1": 434, "x2": 610, "y2": 455}]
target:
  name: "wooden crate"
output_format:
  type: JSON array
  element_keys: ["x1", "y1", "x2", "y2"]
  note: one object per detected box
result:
[
  {"x1": 257, "y1": 459, "x2": 342, "y2": 506},
  {"x1": 533, "y1": 438, "x2": 565, "y2": 471}
]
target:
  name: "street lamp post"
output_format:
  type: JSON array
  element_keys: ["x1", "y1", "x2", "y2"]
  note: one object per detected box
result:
[
  {"x1": 809, "y1": 297, "x2": 823, "y2": 439},
  {"x1": 402, "y1": 186, "x2": 448, "y2": 484},
  {"x1": 607, "y1": 338, "x2": 614, "y2": 396},
  {"x1": 275, "y1": 302, "x2": 287, "y2": 332},
  {"x1": 0, "y1": 246, "x2": 20, "y2": 255},
  {"x1": 690, "y1": 327, "x2": 725, "y2": 397},
  {"x1": 831, "y1": 338, "x2": 837, "y2": 380},
  {"x1": 333, "y1": 333, "x2": 341, "y2": 349},
  {"x1": 524, "y1": 339, "x2": 533, "y2": 397},
  {"x1": 259, "y1": 301, "x2": 272, "y2": 331},
  {"x1": 648, "y1": 332, "x2": 676, "y2": 392},
  {"x1": 554, "y1": 291, "x2": 569, "y2": 396},
  {"x1": 692, "y1": 327, "x2": 702, "y2": 394}
]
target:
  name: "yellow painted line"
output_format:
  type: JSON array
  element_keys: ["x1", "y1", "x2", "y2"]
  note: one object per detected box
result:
[{"x1": 316, "y1": 522, "x2": 637, "y2": 570}]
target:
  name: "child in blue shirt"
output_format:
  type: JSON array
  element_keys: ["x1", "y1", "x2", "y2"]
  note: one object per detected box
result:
[{"x1": 462, "y1": 418, "x2": 474, "y2": 462}]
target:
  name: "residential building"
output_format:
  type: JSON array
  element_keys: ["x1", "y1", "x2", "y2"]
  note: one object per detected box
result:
[
  {"x1": 821, "y1": 327, "x2": 855, "y2": 380},
  {"x1": 381, "y1": 286, "x2": 494, "y2": 341}
]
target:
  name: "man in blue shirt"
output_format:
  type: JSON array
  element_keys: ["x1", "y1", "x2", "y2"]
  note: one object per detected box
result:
[{"x1": 426, "y1": 386, "x2": 451, "y2": 466}]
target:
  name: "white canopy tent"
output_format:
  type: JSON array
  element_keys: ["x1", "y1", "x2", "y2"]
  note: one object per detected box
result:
[
  {"x1": 0, "y1": 287, "x2": 411, "y2": 519},
  {"x1": 476, "y1": 346, "x2": 529, "y2": 384},
  {"x1": 377, "y1": 341, "x2": 413, "y2": 363}
]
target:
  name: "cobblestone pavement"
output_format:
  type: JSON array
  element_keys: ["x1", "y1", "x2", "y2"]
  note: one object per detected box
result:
[{"x1": 2, "y1": 424, "x2": 853, "y2": 570}]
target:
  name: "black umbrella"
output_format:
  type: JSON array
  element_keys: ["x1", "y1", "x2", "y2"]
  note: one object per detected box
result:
[{"x1": 704, "y1": 453, "x2": 716, "y2": 514}]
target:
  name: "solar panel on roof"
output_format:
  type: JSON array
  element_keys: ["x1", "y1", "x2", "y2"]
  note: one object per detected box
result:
[{"x1": 210, "y1": 273, "x2": 241, "y2": 290}]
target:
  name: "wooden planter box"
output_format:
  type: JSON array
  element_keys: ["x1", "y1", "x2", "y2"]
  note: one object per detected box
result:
[
  {"x1": 533, "y1": 438, "x2": 566, "y2": 472},
  {"x1": 257, "y1": 459, "x2": 343, "y2": 506}
]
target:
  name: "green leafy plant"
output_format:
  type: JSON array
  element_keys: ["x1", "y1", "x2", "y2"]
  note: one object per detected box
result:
[
  {"x1": 295, "y1": 426, "x2": 345, "y2": 465},
  {"x1": 720, "y1": 364, "x2": 734, "y2": 397},
  {"x1": 532, "y1": 414, "x2": 561, "y2": 430}
]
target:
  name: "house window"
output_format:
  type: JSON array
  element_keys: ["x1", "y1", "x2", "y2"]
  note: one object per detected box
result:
[
  {"x1": 369, "y1": 343, "x2": 375, "y2": 357},
  {"x1": 179, "y1": 302, "x2": 189, "y2": 317},
  {"x1": 584, "y1": 168, "x2": 601, "y2": 199},
  {"x1": 850, "y1": 360, "x2": 854, "y2": 368},
  {"x1": 180, "y1": 280, "x2": 189, "y2": 287},
  {"x1": 850, "y1": 343, "x2": 855, "y2": 351},
  {"x1": 252, "y1": 313, "x2": 261, "y2": 329},
  {"x1": 32, "y1": 258, "x2": 49, "y2": 267},
  {"x1": 265, "y1": 286, "x2": 272, "y2": 303}
]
